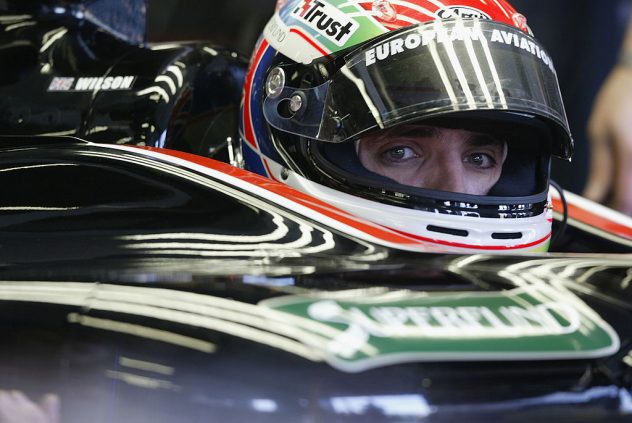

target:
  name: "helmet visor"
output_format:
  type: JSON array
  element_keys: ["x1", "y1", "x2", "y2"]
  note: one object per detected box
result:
[{"x1": 263, "y1": 19, "x2": 572, "y2": 159}]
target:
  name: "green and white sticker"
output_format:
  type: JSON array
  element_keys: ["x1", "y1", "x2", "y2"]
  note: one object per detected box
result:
[
  {"x1": 266, "y1": 0, "x2": 388, "y2": 64},
  {"x1": 260, "y1": 286, "x2": 620, "y2": 372}
]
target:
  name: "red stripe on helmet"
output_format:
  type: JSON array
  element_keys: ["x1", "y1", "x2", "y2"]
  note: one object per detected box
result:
[
  {"x1": 242, "y1": 39, "x2": 270, "y2": 149},
  {"x1": 355, "y1": 0, "x2": 522, "y2": 30}
]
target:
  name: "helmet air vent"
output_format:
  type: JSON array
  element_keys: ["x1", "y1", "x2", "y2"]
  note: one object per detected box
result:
[
  {"x1": 492, "y1": 232, "x2": 523, "y2": 240},
  {"x1": 427, "y1": 225, "x2": 468, "y2": 237}
]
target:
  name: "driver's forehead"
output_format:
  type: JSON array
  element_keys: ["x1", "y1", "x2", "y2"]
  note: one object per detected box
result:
[{"x1": 361, "y1": 124, "x2": 502, "y2": 147}]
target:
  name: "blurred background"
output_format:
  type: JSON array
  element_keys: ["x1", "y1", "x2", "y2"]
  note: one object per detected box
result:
[
  {"x1": 146, "y1": 0, "x2": 276, "y2": 56},
  {"x1": 511, "y1": 0, "x2": 632, "y2": 194}
]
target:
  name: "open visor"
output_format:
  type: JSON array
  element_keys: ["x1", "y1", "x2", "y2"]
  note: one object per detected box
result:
[{"x1": 263, "y1": 19, "x2": 572, "y2": 159}]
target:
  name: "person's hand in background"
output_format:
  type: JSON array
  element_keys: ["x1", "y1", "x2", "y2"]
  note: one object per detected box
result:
[
  {"x1": 584, "y1": 19, "x2": 632, "y2": 216},
  {"x1": 585, "y1": 65, "x2": 632, "y2": 215}
]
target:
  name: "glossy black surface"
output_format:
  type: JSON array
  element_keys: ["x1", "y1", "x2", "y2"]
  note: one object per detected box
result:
[
  {"x1": 0, "y1": 5, "x2": 246, "y2": 161},
  {"x1": 2, "y1": 259, "x2": 632, "y2": 422},
  {"x1": 0, "y1": 138, "x2": 383, "y2": 275}
]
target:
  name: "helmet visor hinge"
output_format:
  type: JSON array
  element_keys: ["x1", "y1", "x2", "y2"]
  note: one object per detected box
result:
[{"x1": 266, "y1": 67, "x2": 285, "y2": 98}]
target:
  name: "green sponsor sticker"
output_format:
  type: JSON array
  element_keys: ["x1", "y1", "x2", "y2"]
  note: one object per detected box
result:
[
  {"x1": 279, "y1": 0, "x2": 387, "y2": 53},
  {"x1": 260, "y1": 287, "x2": 620, "y2": 372}
]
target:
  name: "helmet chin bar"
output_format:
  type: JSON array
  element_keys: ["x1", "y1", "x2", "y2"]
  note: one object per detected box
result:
[{"x1": 270, "y1": 159, "x2": 552, "y2": 253}]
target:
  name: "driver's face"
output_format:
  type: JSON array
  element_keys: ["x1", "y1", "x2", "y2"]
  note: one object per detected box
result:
[{"x1": 357, "y1": 125, "x2": 508, "y2": 195}]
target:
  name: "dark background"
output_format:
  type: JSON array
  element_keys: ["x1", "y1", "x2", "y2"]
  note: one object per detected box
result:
[
  {"x1": 511, "y1": 0, "x2": 631, "y2": 194},
  {"x1": 146, "y1": 0, "x2": 276, "y2": 56}
]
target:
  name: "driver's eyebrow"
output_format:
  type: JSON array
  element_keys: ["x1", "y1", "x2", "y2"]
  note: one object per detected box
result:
[{"x1": 467, "y1": 133, "x2": 505, "y2": 148}]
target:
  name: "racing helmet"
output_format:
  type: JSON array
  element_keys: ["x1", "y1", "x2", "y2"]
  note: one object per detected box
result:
[{"x1": 239, "y1": 0, "x2": 573, "y2": 253}]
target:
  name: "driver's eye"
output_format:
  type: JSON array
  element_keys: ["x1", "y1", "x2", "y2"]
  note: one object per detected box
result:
[
  {"x1": 465, "y1": 153, "x2": 496, "y2": 169},
  {"x1": 384, "y1": 146, "x2": 418, "y2": 161}
]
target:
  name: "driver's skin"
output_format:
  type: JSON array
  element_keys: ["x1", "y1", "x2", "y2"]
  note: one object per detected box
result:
[{"x1": 357, "y1": 124, "x2": 509, "y2": 195}]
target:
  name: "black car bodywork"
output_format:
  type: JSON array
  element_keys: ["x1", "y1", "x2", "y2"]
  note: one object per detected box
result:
[{"x1": 1, "y1": 137, "x2": 632, "y2": 422}]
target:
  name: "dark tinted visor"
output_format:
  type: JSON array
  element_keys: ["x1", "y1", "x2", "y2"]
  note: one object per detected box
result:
[{"x1": 263, "y1": 19, "x2": 572, "y2": 159}]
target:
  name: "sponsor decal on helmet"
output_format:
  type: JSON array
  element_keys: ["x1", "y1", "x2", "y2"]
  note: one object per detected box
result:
[
  {"x1": 490, "y1": 28, "x2": 554, "y2": 72},
  {"x1": 365, "y1": 25, "x2": 484, "y2": 66},
  {"x1": 48, "y1": 76, "x2": 136, "y2": 92},
  {"x1": 436, "y1": 5, "x2": 491, "y2": 20},
  {"x1": 364, "y1": 23, "x2": 555, "y2": 73},
  {"x1": 291, "y1": 0, "x2": 359, "y2": 46}
]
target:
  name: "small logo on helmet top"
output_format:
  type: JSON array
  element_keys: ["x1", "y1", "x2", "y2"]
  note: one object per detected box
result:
[
  {"x1": 512, "y1": 12, "x2": 533, "y2": 34},
  {"x1": 296, "y1": 0, "x2": 314, "y2": 17},
  {"x1": 291, "y1": 0, "x2": 359, "y2": 46},
  {"x1": 436, "y1": 6, "x2": 491, "y2": 20},
  {"x1": 372, "y1": 0, "x2": 398, "y2": 22}
]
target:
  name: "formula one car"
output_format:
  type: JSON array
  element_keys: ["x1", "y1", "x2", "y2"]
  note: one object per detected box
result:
[{"x1": 1, "y1": 1, "x2": 632, "y2": 422}]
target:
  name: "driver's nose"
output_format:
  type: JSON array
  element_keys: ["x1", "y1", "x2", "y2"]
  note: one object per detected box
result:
[{"x1": 421, "y1": 159, "x2": 467, "y2": 194}]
